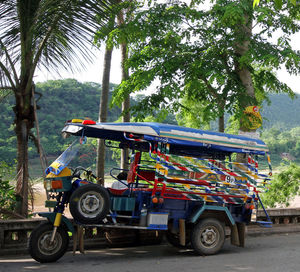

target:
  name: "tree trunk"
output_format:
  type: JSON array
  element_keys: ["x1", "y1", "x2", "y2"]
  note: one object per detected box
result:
[
  {"x1": 118, "y1": 9, "x2": 130, "y2": 170},
  {"x1": 32, "y1": 86, "x2": 48, "y2": 175},
  {"x1": 218, "y1": 115, "x2": 225, "y2": 133},
  {"x1": 96, "y1": 45, "x2": 113, "y2": 185},
  {"x1": 234, "y1": 0, "x2": 255, "y2": 163},
  {"x1": 14, "y1": 90, "x2": 34, "y2": 217},
  {"x1": 234, "y1": 2, "x2": 255, "y2": 114}
]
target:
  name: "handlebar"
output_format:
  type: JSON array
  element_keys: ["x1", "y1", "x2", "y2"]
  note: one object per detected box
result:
[{"x1": 71, "y1": 166, "x2": 97, "y2": 180}]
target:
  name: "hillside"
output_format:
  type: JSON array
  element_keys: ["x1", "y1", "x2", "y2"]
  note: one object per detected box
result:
[
  {"x1": 0, "y1": 79, "x2": 121, "y2": 163},
  {"x1": 0, "y1": 79, "x2": 299, "y2": 170},
  {"x1": 262, "y1": 93, "x2": 300, "y2": 129}
]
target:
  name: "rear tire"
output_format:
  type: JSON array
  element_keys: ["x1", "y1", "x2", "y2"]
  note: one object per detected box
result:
[
  {"x1": 69, "y1": 184, "x2": 110, "y2": 224},
  {"x1": 191, "y1": 218, "x2": 225, "y2": 255},
  {"x1": 29, "y1": 222, "x2": 69, "y2": 263}
]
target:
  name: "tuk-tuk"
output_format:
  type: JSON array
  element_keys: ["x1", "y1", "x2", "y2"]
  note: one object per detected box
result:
[{"x1": 29, "y1": 121, "x2": 272, "y2": 263}]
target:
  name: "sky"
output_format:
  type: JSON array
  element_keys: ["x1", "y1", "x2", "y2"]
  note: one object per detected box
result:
[{"x1": 35, "y1": 33, "x2": 300, "y2": 94}]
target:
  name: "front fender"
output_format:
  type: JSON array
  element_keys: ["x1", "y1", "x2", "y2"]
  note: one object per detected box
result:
[{"x1": 38, "y1": 212, "x2": 74, "y2": 233}]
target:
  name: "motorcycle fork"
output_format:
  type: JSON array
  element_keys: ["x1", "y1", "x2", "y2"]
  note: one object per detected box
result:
[
  {"x1": 50, "y1": 212, "x2": 62, "y2": 243},
  {"x1": 50, "y1": 192, "x2": 68, "y2": 243}
]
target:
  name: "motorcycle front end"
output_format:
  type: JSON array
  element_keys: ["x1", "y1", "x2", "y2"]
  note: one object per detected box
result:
[
  {"x1": 28, "y1": 166, "x2": 75, "y2": 263},
  {"x1": 28, "y1": 139, "x2": 92, "y2": 263}
]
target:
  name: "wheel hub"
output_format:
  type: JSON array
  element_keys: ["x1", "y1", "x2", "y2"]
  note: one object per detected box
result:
[
  {"x1": 38, "y1": 232, "x2": 61, "y2": 255},
  {"x1": 201, "y1": 227, "x2": 217, "y2": 246},
  {"x1": 79, "y1": 192, "x2": 103, "y2": 218},
  {"x1": 82, "y1": 195, "x2": 100, "y2": 212}
]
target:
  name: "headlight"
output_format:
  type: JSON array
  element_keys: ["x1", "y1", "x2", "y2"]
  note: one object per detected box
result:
[{"x1": 44, "y1": 180, "x2": 51, "y2": 191}]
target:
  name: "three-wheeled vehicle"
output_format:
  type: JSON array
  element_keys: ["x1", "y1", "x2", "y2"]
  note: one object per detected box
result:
[{"x1": 29, "y1": 121, "x2": 272, "y2": 263}]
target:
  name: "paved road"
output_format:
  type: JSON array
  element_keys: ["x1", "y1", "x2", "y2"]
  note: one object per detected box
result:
[{"x1": 1, "y1": 233, "x2": 300, "y2": 272}]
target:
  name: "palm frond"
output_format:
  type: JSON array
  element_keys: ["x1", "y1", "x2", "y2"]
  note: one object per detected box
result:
[{"x1": 0, "y1": 0, "x2": 116, "y2": 89}]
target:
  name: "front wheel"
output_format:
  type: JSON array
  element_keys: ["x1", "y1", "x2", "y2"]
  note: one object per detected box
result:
[
  {"x1": 191, "y1": 218, "x2": 225, "y2": 255},
  {"x1": 29, "y1": 222, "x2": 69, "y2": 263}
]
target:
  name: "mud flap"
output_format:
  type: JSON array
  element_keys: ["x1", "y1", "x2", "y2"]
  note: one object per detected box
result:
[
  {"x1": 230, "y1": 222, "x2": 246, "y2": 247},
  {"x1": 231, "y1": 224, "x2": 239, "y2": 246},
  {"x1": 237, "y1": 222, "x2": 246, "y2": 247},
  {"x1": 179, "y1": 219, "x2": 186, "y2": 246}
]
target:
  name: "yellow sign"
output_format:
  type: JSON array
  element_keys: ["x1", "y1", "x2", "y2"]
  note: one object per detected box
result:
[{"x1": 243, "y1": 106, "x2": 262, "y2": 130}]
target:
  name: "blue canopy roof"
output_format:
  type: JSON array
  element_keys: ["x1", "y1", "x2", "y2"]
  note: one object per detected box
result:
[{"x1": 62, "y1": 122, "x2": 268, "y2": 155}]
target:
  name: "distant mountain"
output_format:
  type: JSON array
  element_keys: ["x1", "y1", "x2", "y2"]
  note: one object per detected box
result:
[
  {"x1": 261, "y1": 93, "x2": 300, "y2": 129},
  {"x1": 0, "y1": 79, "x2": 121, "y2": 162}
]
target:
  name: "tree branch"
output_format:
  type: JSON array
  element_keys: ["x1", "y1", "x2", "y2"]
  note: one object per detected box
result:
[
  {"x1": 0, "y1": 38, "x2": 19, "y2": 88},
  {"x1": 0, "y1": 89, "x2": 13, "y2": 102},
  {"x1": 0, "y1": 61, "x2": 16, "y2": 91},
  {"x1": 199, "y1": 75, "x2": 220, "y2": 101},
  {"x1": 0, "y1": 86, "x2": 13, "y2": 90},
  {"x1": 0, "y1": 208, "x2": 26, "y2": 219}
]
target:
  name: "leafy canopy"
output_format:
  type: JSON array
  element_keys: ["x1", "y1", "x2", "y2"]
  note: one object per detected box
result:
[{"x1": 112, "y1": 0, "x2": 300, "y2": 123}]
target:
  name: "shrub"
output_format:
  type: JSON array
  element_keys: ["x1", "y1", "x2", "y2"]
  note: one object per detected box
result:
[
  {"x1": 0, "y1": 161, "x2": 16, "y2": 219},
  {"x1": 262, "y1": 162, "x2": 300, "y2": 208}
]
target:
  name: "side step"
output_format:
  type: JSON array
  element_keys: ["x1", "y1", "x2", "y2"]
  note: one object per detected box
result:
[{"x1": 257, "y1": 220, "x2": 272, "y2": 228}]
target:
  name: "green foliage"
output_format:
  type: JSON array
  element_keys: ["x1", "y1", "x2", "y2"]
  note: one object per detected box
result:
[
  {"x1": 262, "y1": 162, "x2": 300, "y2": 207},
  {"x1": 0, "y1": 79, "x2": 121, "y2": 163},
  {"x1": 261, "y1": 126, "x2": 300, "y2": 166},
  {"x1": 176, "y1": 95, "x2": 212, "y2": 130},
  {"x1": 253, "y1": 0, "x2": 298, "y2": 9},
  {"x1": 0, "y1": 161, "x2": 16, "y2": 219},
  {"x1": 112, "y1": 0, "x2": 299, "y2": 126}
]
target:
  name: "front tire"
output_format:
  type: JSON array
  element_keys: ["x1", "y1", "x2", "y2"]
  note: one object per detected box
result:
[
  {"x1": 191, "y1": 218, "x2": 225, "y2": 255},
  {"x1": 29, "y1": 222, "x2": 69, "y2": 263},
  {"x1": 69, "y1": 184, "x2": 110, "y2": 224}
]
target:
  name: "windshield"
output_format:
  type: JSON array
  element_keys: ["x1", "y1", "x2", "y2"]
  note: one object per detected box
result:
[{"x1": 45, "y1": 139, "x2": 82, "y2": 175}]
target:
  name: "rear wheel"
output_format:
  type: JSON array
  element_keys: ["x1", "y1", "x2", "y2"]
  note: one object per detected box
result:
[
  {"x1": 29, "y1": 222, "x2": 69, "y2": 263},
  {"x1": 191, "y1": 218, "x2": 225, "y2": 255},
  {"x1": 69, "y1": 184, "x2": 110, "y2": 224}
]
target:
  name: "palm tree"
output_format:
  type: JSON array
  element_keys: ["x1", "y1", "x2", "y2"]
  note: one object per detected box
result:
[
  {"x1": 117, "y1": 7, "x2": 131, "y2": 170},
  {"x1": 0, "y1": 0, "x2": 113, "y2": 217},
  {"x1": 96, "y1": 43, "x2": 113, "y2": 185}
]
